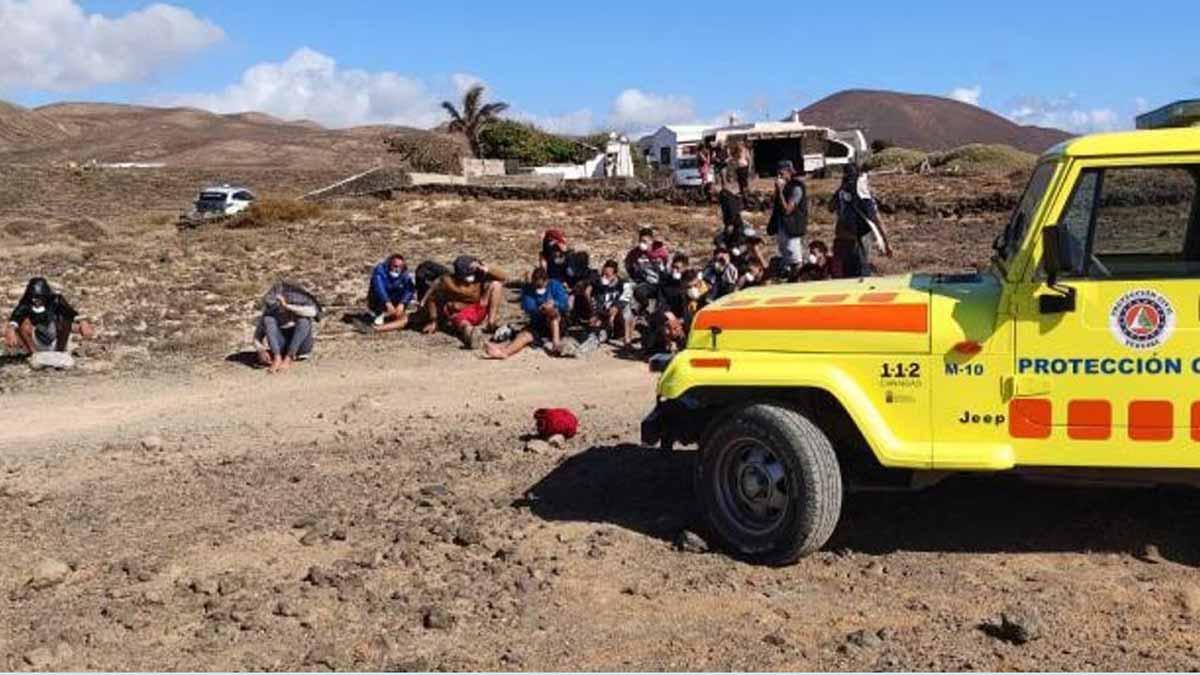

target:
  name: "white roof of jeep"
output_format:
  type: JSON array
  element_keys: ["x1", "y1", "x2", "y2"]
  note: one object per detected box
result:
[{"x1": 199, "y1": 185, "x2": 253, "y2": 197}]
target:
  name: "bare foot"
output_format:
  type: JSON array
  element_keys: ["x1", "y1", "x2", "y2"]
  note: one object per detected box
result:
[
  {"x1": 483, "y1": 343, "x2": 507, "y2": 360},
  {"x1": 277, "y1": 357, "x2": 293, "y2": 372}
]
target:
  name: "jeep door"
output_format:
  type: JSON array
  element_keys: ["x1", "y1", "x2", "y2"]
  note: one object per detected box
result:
[{"x1": 1012, "y1": 156, "x2": 1200, "y2": 467}]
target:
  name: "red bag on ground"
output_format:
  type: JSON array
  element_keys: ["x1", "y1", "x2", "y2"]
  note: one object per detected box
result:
[{"x1": 535, "y1": 408, "x2": 578, "y2": 439}]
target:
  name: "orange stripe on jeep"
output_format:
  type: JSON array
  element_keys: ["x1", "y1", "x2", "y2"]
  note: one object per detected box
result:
[
  {"x1": 765, "y1": 296, "x2": 805, "y2": 305},
  {"x1": 721, "y1": 298, "x2": 759, "y2": 308},
  {"x1": 1192, "y1": 402, "x2": 1200, "y2": 442},
  {"x1": 858, "y1": 292, "x2": 899, "y2": 303},
  {"x1": 1129, "y1": 401, "x2": 1173, "y2": 441},
  {"x1": 810, "y1": 294, "x2": 850, "y2": 304},
  {"x1": 1009, "y1": 398, "x2": 1052, "y2": 439},
  {"x1": 1067, "y1": 400, "x2": 1111, "y2": 441},
  {"x1": 693, "y1": 304, "x2": 928, "y2": 333}
]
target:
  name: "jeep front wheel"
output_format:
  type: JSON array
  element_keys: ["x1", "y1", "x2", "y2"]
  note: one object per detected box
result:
[{"x1": 698, "y1": 403, "x2": 843, "y2": 565}]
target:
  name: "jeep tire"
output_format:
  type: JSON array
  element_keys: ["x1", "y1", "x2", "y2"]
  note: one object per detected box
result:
[{"x1": 698, "y1": 403, "x2": 843, "y2": 565}]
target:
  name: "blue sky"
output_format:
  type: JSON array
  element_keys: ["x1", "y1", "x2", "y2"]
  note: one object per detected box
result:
[{"x1": 3, "y1": 0, "x2": 1197, "y2": 134}]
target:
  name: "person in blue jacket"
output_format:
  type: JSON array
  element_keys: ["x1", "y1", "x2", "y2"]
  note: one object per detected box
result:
[
  {"x1": 484, "y1": 267, "x2": 568, "y2": 359},
  {"x1": 361, "y1": 253, "x2": 416, "y2": 333}
]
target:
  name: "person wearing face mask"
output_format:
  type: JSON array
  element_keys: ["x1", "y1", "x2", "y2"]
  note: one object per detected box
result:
[
  {"x1": 653, "y1": 270, "x2": 708, "y2": 355},
  {"x1": 360, "y1": 253, "x2": 416, "y2": 334},
  {"x1": 485, "y1": 268, "x2": 569, "y2": 360},
  {"x1": 794, "y1": 240, "x2": 833, "y2": 282},
  {"x1": 702, "y1": 246, "x2": 740, "y2": 301},
  {"x1": 766, "y1": 160, "x2": 808, "y2": 274},
  {"x1": 624, "y1": 226, "x2": 669, "y2": 315},
  {"x1": 737, "y1": 258, "x2": 767, "y2": 290},
  {"x1": 4, "y1": 277, "x2": 94, "y2": 358},
  {"x1": 581, "y1": 260, "x2": 632, "y2": 348},
  {"x1": 421, "y1": 255, "x2": 509, "y2": 349}
]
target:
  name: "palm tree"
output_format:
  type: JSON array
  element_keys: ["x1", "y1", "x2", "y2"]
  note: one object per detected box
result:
[{"x1": 442, "y1": 84, "x2": 509, "y2": 158}]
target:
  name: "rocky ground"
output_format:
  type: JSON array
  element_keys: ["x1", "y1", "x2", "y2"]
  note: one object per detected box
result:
[{"x1": 4, "y1": 167, "x2": 1200, "y2": 671}]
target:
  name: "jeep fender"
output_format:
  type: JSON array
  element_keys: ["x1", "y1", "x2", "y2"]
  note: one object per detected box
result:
[{"x1": 656, "y1": 351, "x2": 931, "y2": 469}]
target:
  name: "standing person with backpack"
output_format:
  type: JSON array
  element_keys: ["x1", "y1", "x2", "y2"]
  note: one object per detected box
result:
[
  {"x1": 829, "y1": 164, "x2": 892, "y2": 278},
  {"x1": 765, "y1": 160, "x2": 808, "y2": 277}
]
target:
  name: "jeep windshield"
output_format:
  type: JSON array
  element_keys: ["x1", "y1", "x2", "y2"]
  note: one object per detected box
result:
[{"x1": 992, "y1": 161, "x2": 1057, "y2": 268}]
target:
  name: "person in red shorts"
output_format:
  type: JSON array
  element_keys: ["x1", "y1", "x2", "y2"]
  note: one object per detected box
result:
[{"x1": 420, "y1": 255, "x2": 508, "y2": 348}]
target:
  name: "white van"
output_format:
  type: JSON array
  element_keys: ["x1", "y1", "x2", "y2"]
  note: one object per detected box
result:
[{"x1": 193, "y1": 185, "x2": 256, "y2": 216}]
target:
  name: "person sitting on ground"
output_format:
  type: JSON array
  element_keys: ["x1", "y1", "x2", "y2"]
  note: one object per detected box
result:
[
  {"x1": 253, "y1": 281, "x2": 321, "y2": 374},
  {"x1": 794, "y1": 240, "x2": 833, "y2": 281},
  {"x1": 485, "y1": 268, "x2": 569, "y2": 360},
  {"x1": 361, "y1": 253, "x2": 416, "y2": 333},
  {"x1": 653, "y1": 269, "x2": 708, "y2": 355},
  {"x1": 623, "y1": 226, "x2": 669, "y2": 314},
  {"x1": 4, "y1": 277, "x2": 94, "y2": 356},
  {"x1": 581, "y1": 259, "x2": 632, "y2": 348},
  {"x1": 736, "y1": 258, "x2": 768, "y2": 290},
  {"x1": 702, "y1": 246, "x2": 740, "y2": 301},
  {"x1": 421, "y1": 255, "x2": 507, "y2": 349}
]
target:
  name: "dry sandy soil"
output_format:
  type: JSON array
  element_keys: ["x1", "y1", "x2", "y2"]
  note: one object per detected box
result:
[{"x1": 3, "y1": 167, "x2": 1200, "y2": 671}]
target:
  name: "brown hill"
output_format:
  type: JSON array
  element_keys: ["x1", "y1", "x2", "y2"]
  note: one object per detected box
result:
[
  {"x1": 0, "y1": 100, "x2": 463, "y2": 170},
  {"x1": 0, "y1": 101, "x2": 70, "y2": 150},
  {"x1": 799, "y1": 89, "x2": 1072, "y2": 153}
]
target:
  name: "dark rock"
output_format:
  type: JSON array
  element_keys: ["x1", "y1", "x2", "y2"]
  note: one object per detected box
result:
[
  {"x1": 423, "y1": 605, "x2": 456, "y2": 630},
  {"x1": 475, "y1": 447, "x2": 502, "y2": 463},
  {"x1": 847, "y1": 629, "x2": 883, "y2": 649},
  {"x1": 673, "y1": 530, "x2": 709, "y2": 554},
  {"x1": 763, "y1": 633, "x2": 788, "y2": 647},
  {"x1": 997, "y1": 605, "x2": 1045, "y2": 644}
]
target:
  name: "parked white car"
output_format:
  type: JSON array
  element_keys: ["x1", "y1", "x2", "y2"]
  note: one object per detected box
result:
[
  {"x1": 672, "y1": 157, "x2": 703, "y2": 188},
  {"x1": 193, "y1": 185, "x2": 256, "y2": 216}
]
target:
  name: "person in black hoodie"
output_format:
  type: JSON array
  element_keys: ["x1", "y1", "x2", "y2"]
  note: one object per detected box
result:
[
  {"x1": 651, "y1": 269, "x2": 708, "y2": 355},
  {"x1": 4, "y1": 277, "x2": 93, "y2": 355}
]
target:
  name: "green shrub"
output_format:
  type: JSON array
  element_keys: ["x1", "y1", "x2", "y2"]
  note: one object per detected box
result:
[
  {"x1": 929, "y1": 144, "x2": 1036, "y2": 174},
  {"x1": 478, "y1": 120, "x2": 596, "y2": 166},
  {"x1": 865, "y1": 147, "x2": 928, "y2": 172}
]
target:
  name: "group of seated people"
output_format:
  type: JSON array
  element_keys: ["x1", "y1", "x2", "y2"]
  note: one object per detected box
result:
[{"x1": 4, "y1": 187, "x2": 854, "y2": 371}]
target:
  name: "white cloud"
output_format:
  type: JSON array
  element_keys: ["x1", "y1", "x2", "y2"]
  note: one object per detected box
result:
[
  {"x1": 1135, "y1": 96, "x2": 1151, "y2": 113},
  {"x1": 450, "y1": 73, "x2": 485, "y2": 96},
  {"x1": 607, "y1": 88, "x2": 695, "y2": 131},
  {"x1": 165, "y1": 48, "x2": 447, "y2": 128},
  {"x1": 513, "y1": 109, "x2": 596, "y2": 136},
  {"x1": 1007, "y1": 95, "x2": 1123, "y2": 133},
  {"x1": 0, "y1": 0, "x2": 223, "y2": 92},
  {"x1": 948, "y1": 85, "x2": 982, "y2": 106}
]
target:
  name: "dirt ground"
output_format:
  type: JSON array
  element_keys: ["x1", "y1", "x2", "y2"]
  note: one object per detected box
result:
[{"x1": 4, "y1": 167, "x2": 1200, "y2": 671}]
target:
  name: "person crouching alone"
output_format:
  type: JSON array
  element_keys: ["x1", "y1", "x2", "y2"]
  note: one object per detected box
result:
[
  {"x1": 485, "y1": 268, "x2": 569, "y2": 360},
  {"x1": 254, "y1": 282, "x2": 322, "y2": 374},
  {"x1": 4, "y1": 277, "x2": 94, "y2": 357}
]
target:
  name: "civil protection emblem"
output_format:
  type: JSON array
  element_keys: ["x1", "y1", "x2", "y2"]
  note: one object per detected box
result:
[{"x1": 1109, "y1": 289, "x2": 1175, "y2": 350}]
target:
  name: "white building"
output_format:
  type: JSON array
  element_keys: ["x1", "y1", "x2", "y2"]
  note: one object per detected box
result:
[{"x1": 637, "y1": 125, "x2": 709, "y2": 168}]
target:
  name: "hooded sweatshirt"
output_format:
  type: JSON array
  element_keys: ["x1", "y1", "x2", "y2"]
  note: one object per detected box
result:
[
  {"x1": 519, "y1": 279, "x2": 570, "y2": 318},
  {"x1": 8, "y1": 277, "x2": 77, "y2": 329},
  {"x1": 368, "y1": 261, "x2": 417, "y2": 308},
  {"x1": 261, "y1": 281, "x2": 322, "y2": 328}
]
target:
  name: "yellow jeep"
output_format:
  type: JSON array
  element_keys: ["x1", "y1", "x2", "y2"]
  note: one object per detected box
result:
[{"x1": 642, "y1": 102, "x2": 1200, "y2": 564}]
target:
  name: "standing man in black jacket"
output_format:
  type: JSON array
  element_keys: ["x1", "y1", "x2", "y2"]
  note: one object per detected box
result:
[{"x1": 766, "y1": 160, "x2": 808, "y2": 277}]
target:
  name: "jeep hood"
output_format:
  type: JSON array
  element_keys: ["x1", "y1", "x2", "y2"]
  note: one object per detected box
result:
[{"x1": 687, "y1": 274, "x2": 933, "y2": 354}]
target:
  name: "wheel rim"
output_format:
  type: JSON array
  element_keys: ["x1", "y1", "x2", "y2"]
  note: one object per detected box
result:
[{"x1": 714, "y1": 437, "x2": 790, "y2": 536}]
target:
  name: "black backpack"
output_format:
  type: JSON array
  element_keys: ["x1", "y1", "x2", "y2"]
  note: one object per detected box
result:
[{"x1": 415, "y1": 260, "x2": 449, "y2": 301}]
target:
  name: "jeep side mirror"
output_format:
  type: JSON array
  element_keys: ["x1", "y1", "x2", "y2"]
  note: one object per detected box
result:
[{"x1": 1039, "y1": 225, "x2": 1077, "y2": 314}]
